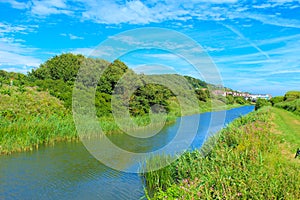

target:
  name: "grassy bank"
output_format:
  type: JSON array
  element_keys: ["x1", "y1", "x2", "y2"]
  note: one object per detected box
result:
[
  {"x1": 0, "y1": 84, "x2": 247, "y2": 154},
  {"x1": 143, "y1": 107, "x2": 300, "y2": 199}
]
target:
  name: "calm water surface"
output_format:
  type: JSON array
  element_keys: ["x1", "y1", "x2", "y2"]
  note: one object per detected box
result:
[{"x1": 0, "y1": 106, "x2": 254, "y2": 200}]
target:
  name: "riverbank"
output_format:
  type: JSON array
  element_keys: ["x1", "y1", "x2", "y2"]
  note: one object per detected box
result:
[
  {"x1": 143, "y1": 107, "x2": 300, "y2": 199},
  {"x1": 0, "y1": 86, "x2": 247, "y2": 155}
]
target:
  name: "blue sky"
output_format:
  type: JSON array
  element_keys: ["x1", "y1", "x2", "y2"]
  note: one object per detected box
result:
[{"x1": 0, "y1": 0, "x2": 300, "y2": 96}]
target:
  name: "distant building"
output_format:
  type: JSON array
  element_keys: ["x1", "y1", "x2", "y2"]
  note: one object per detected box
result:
[
  {"x1": 211, "y1": 89, "x2": 272, "y2": 101},
  {"x1": 225, "y1": 91, "x2": 272, "y2": 101},
  {"x1": 249, "y1": 94, "x2": 272, "y2": 101}
]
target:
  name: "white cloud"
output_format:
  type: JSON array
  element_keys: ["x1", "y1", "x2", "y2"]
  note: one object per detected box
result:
[
  {"x1": 0, "y1": 21, "x2": 42, "y2": 72},
  {"x1": 30, "y1": 0, "x2": 72, "y2": 16},
  {"x1": 77, "y1": 0, "x2": 241, "y2": 24},
  {"x1": 2, "y1": 0, "x2": 73, "y2": 16},
  {"x1": 1, "y1": 0, "x2": 31, "y2": 9},
  {"x1": 242, "y1": 12, "x2": 300, "y2": 29},
  {"x1": 61, "y1": 33, "x2": 84, "y2": 40},
  {"x1": 1, "y1": 0, "x2": 300, "y2": 30},
  {"x1": 0, "y1": 22, "x2": 37, "y2": 37},
  {"x1": 0, "y1": 49, "x2": 41, "y2": 68}
]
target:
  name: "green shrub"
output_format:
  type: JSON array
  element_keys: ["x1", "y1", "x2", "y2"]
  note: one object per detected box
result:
[
  {"x1": 270, "y1": 96, "x2": 284, "y2": 106},
  {"x1": 284, "y1": 91, "x2": 300, "y2": 101},
  {"x1": 275, "y1": 99, "x2": 300, "y2": 116},
  {"x1": 255, "y1": 98, "x2": 270, "y2": 110}
]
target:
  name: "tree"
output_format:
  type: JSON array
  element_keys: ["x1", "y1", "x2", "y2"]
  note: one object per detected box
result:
[{"x1": 29, "y1": 53, "x2": 84, "y2": 82}]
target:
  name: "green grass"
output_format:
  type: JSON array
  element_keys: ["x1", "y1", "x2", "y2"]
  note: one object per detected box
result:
[
  {"x1": 0, "y1": 115, "x2": 77, "y2": 154},
  {"x1": 143, "y1": 107, "x2": 300, "y2": 199},
  {"x1": 272, "y1": 107, "x2": 300, "y2": 151}
]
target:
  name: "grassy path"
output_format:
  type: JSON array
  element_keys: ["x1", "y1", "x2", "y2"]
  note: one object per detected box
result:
[{"x1": 272, "y1": 107, "x2": 300, "y2": 153}]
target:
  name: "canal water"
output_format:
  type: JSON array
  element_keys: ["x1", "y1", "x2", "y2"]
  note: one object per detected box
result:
[{"x1": 0, "y1": 106, "x2": 254, "y2": 200}]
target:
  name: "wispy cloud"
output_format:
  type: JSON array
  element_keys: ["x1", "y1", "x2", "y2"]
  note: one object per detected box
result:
[
  {"x1": 30, "y1": 0, "x2": 72, "y2": 16},
  {"x1": 222, "y1": 24, "x2": 270, "y2": 59},
  {"x1": 1, "y1": 0, "x2": 30, "y2": 9},
  {"x1": 242, "y1": 12, "x2": 300, "y2": 29},
  {"x1": 0, "y1": 22, "x2": 37, "y2": 36},
  {"x1": 0, "y1": 21, "x2": 41, "y2": 70},
  {"x1": 1, "y1": 0, "x2": 300, "y2": 30},
  {"x1": 0, "y1": 45, "x2": 41, "y2": 69},
  {"x1": 61, "y1": 33, "x2": 84, "y2": 40}
]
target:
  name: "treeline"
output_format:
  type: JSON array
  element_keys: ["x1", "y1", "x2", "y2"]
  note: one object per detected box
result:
[{"x1": 0, "y1": 53, "x2": 245, "y2": 119}]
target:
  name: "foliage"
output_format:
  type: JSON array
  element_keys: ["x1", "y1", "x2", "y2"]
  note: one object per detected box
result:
[
  {"x1": 255, "y1": 98, "x2": 270, "y2": 110},
  {"x1": 284, "y1": 91, "x2": 300, "y2": 101},
  {"x1": 29, "y1": 53, "x2": 84, "y2": 82},
  {"x1": 226, "y1": 95, "x2": 235, "y2": 104},
  {"x1": 0, "y1": 85, "x2": 67, "y2": 121},
  {"x1": 275, "y1": 99, "x2": 300, "y2": 116},
  {"x1": 143, "y1": 108, "x2": 300, "y2": 199},
  {"x1": 183, "y1": 75, "x2": 207, "y2": 89},
  {"x1": 270, "y1": 96, "x2": 284, "y2": 106},
  {"x1": 195, "y1": 89, "x2": 209, "y2": 102},
  {"x1": 273, "y1": 91, "x2": 300, "y2": 115},
  {"x1": 0, "y1": 53, "x2": 251, "y2": 154},
  {"x1": 234, "y1": 96, "x2": 246, "y2": 105}
]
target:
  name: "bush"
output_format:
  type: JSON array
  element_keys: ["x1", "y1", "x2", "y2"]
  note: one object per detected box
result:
[
  {"x1": 270, "y1": 96, "x2": 284, "y2": 106},
  {"x1": 284, "y1": 91, "x2": 300, "y2": 101},
  {"x1": 275, "y1": 99, "x2": 300, "y2": 116},
  {"x1": 255, "y1": 98, "x2": 270, "y2": 110}
]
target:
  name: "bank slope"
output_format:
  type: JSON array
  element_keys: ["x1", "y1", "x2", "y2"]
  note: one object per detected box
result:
[{"x1": 143, "y1": 107, "x2": 300, "y2": 199}]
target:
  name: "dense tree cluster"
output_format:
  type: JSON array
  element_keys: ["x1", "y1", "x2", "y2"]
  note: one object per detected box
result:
[{"x1": 1, "y1": 53, "x2": 248, "y2": 118}]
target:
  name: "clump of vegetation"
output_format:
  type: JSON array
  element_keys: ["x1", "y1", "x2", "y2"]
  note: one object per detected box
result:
[
  {"x1": 275, "y1": 99, "x2": 300, "y2": 116},
  {"x1": 272, "y1": 91, "x2": 300, "y2": 116},
  {"x1": 255, "y1": 98, "x2": 271, "y2": 110},
  {"x1": 284, "y1": 91, "x2": 300, "y2": 101},
  {"x1": 143, "y1": 107, "x2": 300, "y2": 199},
  {"x1": 0, "y1": 85, "x2": 76, "y2": 154},
  {"x1": 226, "y1": 95, "x2": 248, "y2": 105}
]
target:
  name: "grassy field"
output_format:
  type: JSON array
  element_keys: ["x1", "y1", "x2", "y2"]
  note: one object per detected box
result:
[{"x1": 143, "y1": 107, "x2": 300, "y2": 199}]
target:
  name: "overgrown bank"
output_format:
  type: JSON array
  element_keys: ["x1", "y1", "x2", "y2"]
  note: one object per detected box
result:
[
  {"x1": 0, "y1": 84, "x2": 244, "y2": 155},
  {"x1": 0, "y1": 53, "x2": 249, "y2": 155},
  {"x1": 143, "y1": 107, "x2": 300, "y2": 199}
]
